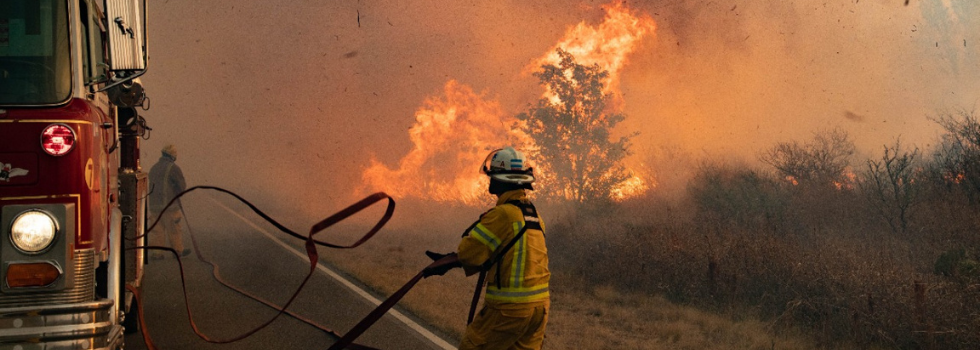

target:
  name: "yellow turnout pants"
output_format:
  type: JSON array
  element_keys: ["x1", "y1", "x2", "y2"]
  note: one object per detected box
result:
[
  {"x1": 459, "y1": 300, "x2": 548, "y2": 350},
  {"x1": 150, "y1": 209, "x2": 185, "y2": 257}
]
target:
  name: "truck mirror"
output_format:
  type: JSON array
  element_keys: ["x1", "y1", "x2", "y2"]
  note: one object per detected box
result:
[{"x1": 105, "y1": 0, "x2": 146, "y2": 72}]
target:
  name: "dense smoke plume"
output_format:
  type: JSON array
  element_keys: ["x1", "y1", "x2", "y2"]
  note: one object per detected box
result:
[{"x1": 142, "y1": 1, "x2": 979, "y2": 223}]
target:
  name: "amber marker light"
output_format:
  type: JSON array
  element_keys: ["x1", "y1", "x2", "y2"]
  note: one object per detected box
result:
[{"x1": 6, "y1": 263, "x2": 61, "y2": 288}]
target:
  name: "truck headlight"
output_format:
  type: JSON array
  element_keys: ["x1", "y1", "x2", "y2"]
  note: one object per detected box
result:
[{"x1": 10, "y1": 210, "x2": 58, "y2": 253}]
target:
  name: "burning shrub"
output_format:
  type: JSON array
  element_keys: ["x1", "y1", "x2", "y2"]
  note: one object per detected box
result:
[{"x1": 858, "y1": 139, "x2": 922, "y2": 235}]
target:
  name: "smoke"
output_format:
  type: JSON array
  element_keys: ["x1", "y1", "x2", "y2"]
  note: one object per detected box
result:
[
  {"x1": 620, "y1": 0, "x2": 980, "y2": 163},
  {"x1": 142, "y1": 0, "x2": 979, "y2": 224}
]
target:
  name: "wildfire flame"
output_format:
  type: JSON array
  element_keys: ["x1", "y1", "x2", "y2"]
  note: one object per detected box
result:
[
  {"x1": 833, "y1": 168, "x2": 857, "y2": 190},
  {"x1": 361, "y1": 2, "x2": 656, "y2": 205},
  {"x1": 526, "y1": 2, "x2": 656, "y2": 200},
  {"x1": 944, "y1": 172, "x2": 966, "y2": 184},
  {"x1": 530, "y1": 1, "x2": 656, "y2": 108},
  {"x1": 361, "y1": 81, "x2": 526, "y2": 205}
]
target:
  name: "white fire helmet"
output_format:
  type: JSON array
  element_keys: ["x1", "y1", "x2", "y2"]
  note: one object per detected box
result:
[{"x1": 480, "y1": 146, "x2": 535, "y2": 185}]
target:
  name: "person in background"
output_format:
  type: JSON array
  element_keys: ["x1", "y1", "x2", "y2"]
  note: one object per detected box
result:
[
  {"x1": 148, "y1": 144, "x2": 189, "y2": 259},
  {"x1": 425, "y1": 146, "x2": 551, "y2": 350}
]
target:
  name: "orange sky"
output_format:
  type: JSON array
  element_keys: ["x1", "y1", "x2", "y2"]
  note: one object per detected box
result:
[{"x1": 141, "y1": 0, "x2": 979, "y2": 218}]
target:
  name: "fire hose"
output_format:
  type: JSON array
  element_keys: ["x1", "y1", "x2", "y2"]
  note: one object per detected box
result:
[{"x1": 132, "y1": 185, "x2": 462, "y2": 349}]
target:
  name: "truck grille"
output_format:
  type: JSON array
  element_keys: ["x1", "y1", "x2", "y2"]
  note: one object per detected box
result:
[{"x1": 0, "y1": 249, "x2": 96, "y2": 307}]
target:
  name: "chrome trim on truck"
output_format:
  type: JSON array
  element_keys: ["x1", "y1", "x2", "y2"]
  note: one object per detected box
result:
[
  {"x1": 0, "y1": 249, "x2": 94, "y2": 308},
  {"x1": 0, "y1": 298, "x2": 122, "y2": 349}
]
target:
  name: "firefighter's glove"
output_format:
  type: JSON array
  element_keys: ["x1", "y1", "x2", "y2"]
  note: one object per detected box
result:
[
  {"x1": 425, "y1": 250, "x2": 452, "y2": 261},
  {"x1": 423, "y1": 251, "x2": 461, "y2": 278}
]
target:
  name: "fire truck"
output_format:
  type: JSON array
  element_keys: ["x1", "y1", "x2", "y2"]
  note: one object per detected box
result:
[{"x1": 0, "y1": 0, "x2": 150, "y2": 348}]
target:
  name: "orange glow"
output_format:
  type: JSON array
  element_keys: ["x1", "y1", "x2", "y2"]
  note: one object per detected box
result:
[
  {"x1": 529, "y1": 1, "x2": 657, "y2": 109},
  {"x1": 361, "y1": 81, "x2": 528, "y2": 205},
  {"x1": 834, "y1": 168, "x2": 857, "y2": 190},
  {"x1": 361, "y1": 2, "x2": 656, "y2": 205},
  {"x1": 527, "y1": 2, "x2": 656, "y2": 201},
  {"x1": 610, "y1": 169, "x2": 653, "y2": 201},
  {"x1": 6, "y1": 263, "x2": 61, "y2": 288},
  {"x1": 785, "y1": 176, "x2": 800, "y2": 186},
  {"x1": 944, "y1": 172, "x2": 966, "y2": 184}
]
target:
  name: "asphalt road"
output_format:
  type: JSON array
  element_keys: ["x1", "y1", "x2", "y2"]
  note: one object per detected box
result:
[{"x1": 123, "y1": 198, "x2": 455, "y2": 350}]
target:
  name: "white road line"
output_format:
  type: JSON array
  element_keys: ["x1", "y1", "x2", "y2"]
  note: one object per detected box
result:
[{"x1": 207, "y1": 197, "x2": 456, "y2": 350}]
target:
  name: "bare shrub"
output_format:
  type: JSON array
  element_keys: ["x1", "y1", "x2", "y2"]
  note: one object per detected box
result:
[
  {"x1": 928, "y1": 108, "x2": 980, "y2": 204},
  {"x1": 491, "y1": 114, "x2": 980, "y2": 348},
  {"x1": 546, "y1": 152, "x2": 980, "y2": 348},
  {"x1": 859, "y1": 139, "x2": 921, "y2": 234},
  {"x1": 760, "y1": 128, "x2": 856, "y2": 189},
  {"x1": 686, "y1": 161, "x2": 789, "y2": 234}
]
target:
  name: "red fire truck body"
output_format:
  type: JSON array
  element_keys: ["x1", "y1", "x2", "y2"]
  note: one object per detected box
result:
[{"x1": 1, "y1": 0, "x2": 149, "y2": 348}]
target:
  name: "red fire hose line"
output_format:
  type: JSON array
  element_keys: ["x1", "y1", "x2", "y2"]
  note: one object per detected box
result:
[
  {"x1": 326, "y1": 255, "x2": 461, "y2": 350},
  {"x1": 125, "y1": 284, "x2": 156, "y2": 349},
  {"x1": 177, "y1": 207, "x2": 370, "y2": 347},
  {"x1": 131, "y1": 186, "x2": 458, "y2": 349}
]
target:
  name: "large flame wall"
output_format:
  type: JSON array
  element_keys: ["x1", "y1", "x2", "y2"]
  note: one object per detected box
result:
[{"x1": 361, "y1": 3, "x2": 658, "y2": 205}]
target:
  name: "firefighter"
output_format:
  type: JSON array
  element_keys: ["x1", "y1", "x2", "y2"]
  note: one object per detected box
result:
[
  {"x1": 148, "y1": 144, "x2": 189, "y2": 259},
  {"x1": 426, "y1": 146, "x2": 551, "y2": 350}
]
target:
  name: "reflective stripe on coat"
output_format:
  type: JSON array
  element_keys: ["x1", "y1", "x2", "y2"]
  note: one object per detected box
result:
[{"x1": 458, "y1": 189, "x2": 550, "y2": 304}]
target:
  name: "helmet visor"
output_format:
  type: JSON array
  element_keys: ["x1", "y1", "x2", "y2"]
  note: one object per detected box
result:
[{"x1": 480, "y1": 148, "x2": 503, "y2": 175}]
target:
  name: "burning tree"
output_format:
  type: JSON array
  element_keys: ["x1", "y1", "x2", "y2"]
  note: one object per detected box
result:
[
  {"x1": 517, "y1": 49, "x2": 636, "y2": 203},
  {"x1": 360, "y1": 3, "x2": 654, "y2": 205}
]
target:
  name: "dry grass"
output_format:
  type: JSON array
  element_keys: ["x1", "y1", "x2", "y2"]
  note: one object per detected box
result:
[
  {"x1": 317, "y1": 223, "x2": 834, "y2": 350},
  {"x1": 545, "y1": 275, "x2": 828, "y2": 350},
  {"x1": 305, "y1": 175, "x2": 980, "y2": 349}
]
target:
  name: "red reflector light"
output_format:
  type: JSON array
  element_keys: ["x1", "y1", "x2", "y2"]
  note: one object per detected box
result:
[
  {"x1": 41, "y1": 124, "x2": 76, "y2": 156},
  {"x1": 6, "y1": 263, "x2": 61, "y2": 288}
]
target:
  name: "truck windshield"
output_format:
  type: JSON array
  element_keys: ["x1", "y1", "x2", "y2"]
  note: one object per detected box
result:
[{"x1": 0, "y1": 0, "x2": 71, "y2": 105}]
